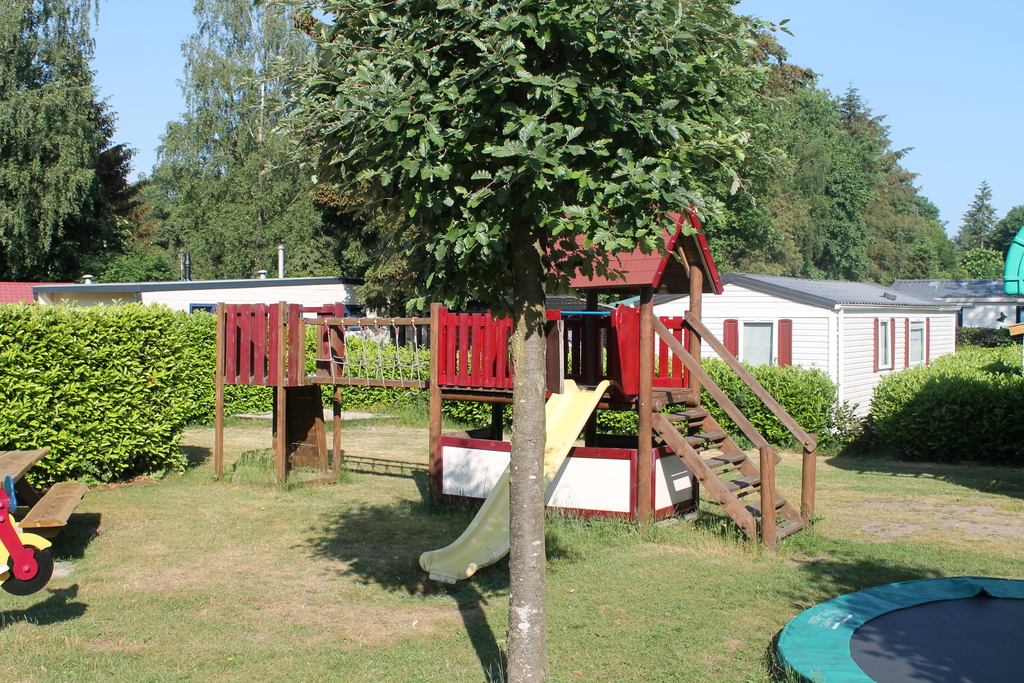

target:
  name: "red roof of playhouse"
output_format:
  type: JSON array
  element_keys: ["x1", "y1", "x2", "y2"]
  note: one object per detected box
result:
[
  {"x1": 568, "y1": 211, "x2": 723, "y2": 295},
  {"x1": 0, "y1": 282, "x2": 40, "y2": 303}
]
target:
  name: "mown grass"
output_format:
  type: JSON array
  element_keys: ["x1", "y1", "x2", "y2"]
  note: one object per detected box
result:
[{"x1": 1, "y1": 415, "x2": 1022, "y2": 682}]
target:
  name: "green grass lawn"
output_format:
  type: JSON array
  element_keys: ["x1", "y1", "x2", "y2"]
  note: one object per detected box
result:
[{"x1": 2, "y1": 417, "x2": 1022, "y2": 682}]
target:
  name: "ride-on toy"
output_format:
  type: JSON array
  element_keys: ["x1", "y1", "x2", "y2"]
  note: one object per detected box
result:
[{"x1": 0, "y1": 475, "x2": 53, "y2": 595}]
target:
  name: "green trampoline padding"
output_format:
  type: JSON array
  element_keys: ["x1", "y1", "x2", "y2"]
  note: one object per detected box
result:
[
  {"x1": 1004, "y1": 226, "x2": 1024, "y2": 295},
  {"x1": 776, "y1": 576, "x2": 1024, "y2": 683}
]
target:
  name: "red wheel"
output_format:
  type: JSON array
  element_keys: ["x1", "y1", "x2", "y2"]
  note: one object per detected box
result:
[{"x1": 2, "y1": 546, "x2": 53, "y2": 596}]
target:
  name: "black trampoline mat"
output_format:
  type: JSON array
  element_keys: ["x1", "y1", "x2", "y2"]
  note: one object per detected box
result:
[{"x1": 850, "y1": 595, "x2": 1024, "y2": 683}]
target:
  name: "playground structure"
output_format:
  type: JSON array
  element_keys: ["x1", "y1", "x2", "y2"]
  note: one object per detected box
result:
[{"x1": 213, "y1": 211, "x2": 819, "y2": 548}]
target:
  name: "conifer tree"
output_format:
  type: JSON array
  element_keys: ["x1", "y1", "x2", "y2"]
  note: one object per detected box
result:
[{"x1": 957, "y1": 181, "x2": 997, "y2": 251}]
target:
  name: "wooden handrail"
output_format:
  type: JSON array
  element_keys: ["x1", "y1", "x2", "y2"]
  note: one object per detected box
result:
[
  {"x1": 652, "y1": 318, "x2": 770, "y2": 450},
  {"x1": 683, "y1": 311, "x2": 816, "y2": 449}
]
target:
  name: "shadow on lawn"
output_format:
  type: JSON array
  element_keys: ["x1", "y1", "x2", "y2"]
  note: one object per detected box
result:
[
  {"x1": 0, "y1": 584, "x2": 87, "y2": 630},
  {"x1": 826, "y1": 452, "x2": 1024, "y2": 501}
]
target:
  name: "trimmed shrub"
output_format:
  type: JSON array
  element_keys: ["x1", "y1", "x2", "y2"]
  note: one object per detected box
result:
[
  {"x1": 956, "y1": 326, "x2": 1015, "y2": 348},
  {"x1": 591, "y1": 360, "x2": 840, "y2": 446},
  {"x1": 0, "y1": 304, "x2": 192, "y2": 485},
  {"x1": 868, "y1": 346, "x2": 1024, "y2": 463},
  {"x1": 701, "y1": 359, "x2": 840, "y2": 447}
]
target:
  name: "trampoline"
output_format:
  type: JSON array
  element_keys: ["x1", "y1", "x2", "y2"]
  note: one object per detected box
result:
[{"x1": 776, "y1": 576, "x2": 1024, "y2": 683}]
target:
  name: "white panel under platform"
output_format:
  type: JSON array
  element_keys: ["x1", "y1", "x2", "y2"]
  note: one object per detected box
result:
[
  {"x1": 546, "y1": 457, "x2": 632, "y2": 513},
  {"x1": 442, "y1": 445, "x2": 509, "y2": 498},
  {"x1": 655, "y1": 453, "x2": 694, "y2": 509}
]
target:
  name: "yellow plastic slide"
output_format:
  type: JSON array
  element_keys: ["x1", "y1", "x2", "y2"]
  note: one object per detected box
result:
[{"x1": 419, "y1": 379, "x2": 611, "y2": 583}]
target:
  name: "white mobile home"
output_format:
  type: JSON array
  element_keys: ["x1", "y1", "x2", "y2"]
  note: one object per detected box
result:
[
  {"x1": 32, "y1": 276, "x2": 362, "y2": 312},
  {"x1": 650, "y1": 274, "x2": 960, "y2": 417},
  {"x1": 890, "y1": 278, "x2": 1024, "y2": 329}
]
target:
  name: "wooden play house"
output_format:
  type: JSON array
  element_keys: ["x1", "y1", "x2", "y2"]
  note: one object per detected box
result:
[{"x1": 213, "y1": 210, "x2": 818, "y2": 547}]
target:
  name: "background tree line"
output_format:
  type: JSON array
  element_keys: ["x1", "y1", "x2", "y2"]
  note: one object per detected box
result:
[{"x1": 2, "y1": 0, "x2": 1022, "y2": 291}]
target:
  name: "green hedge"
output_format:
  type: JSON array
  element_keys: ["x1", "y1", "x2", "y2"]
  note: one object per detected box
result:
[
  {"x1": 869, "y1": 346, "x2": 1024, "y2": 463},
  {"x1": 592, "y1": 360, "x2": 840, "y2": 446},
  {"x1": 0, "y1": 304, "x2": 192, "y2": 485}
]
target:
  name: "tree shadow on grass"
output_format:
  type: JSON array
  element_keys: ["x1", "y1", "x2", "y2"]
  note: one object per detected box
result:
[
  {"x1": 180, "y1": 444, "x2": 211, "y2": 468},
  {"x1": 826, "y1": 451, "x2": 1024, "y2": 501},
  {"x1": 303, "y1": 493, "x2": 510, "y2": 680},
  {"x1": 0, "y1": 584, "x2": 87, "y2": 631}
]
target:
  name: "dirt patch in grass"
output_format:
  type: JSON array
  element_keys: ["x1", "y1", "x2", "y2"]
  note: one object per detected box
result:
[{"x1": 853, "y1": 500, "x2": 1024, "y2": 541}]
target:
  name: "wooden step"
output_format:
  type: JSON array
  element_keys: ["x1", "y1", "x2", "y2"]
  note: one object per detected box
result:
[
  {"x1": 684, "y1": 430, "x2": 728, "y2": 449},
  {"x1": 724, "y1": 474, "x2": 760, "y2": 494},
  {"x1": 703, "y1": 452, "x2": 748, "y2": 469},
  {"x1": 746, "y1": 498, "x2": 787, "y2": 516},
  {"x1": 775, "y1": 516, "x2": 806, "y2": 540},
  {"x1": 20, "y1": 482, "x2": 88, "y2": 538},
  {"x1": 664, "y1": 408, "x2": 709, "y2": 424}
]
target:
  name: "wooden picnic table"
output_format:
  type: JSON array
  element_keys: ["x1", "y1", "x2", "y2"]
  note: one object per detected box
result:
[
  {"x1": 0, "y1": 449, "x2": 87, "y2": 538},
  {"x1": 0, "y1": 449, "x2": 48, "y2": 505}
]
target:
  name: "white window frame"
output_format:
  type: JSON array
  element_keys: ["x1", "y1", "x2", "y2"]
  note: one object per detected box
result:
[
  {"x1": 878, "y1": 319, "x2": 893, "y2": 370},
  {"x1": 909, "y1": 320, "x2": 926, "y2": 364}
]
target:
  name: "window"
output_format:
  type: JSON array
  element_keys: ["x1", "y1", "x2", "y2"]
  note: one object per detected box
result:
[
  {"x1": 1017, "y1": 306, "x2": 1024, "y2": 324},
  {"x1": 189, "y1": 303, "x2": 216, "y2": 314},
  {"x1": 743, "y1": 322, "x2": 774, "y2": 366},
  {"x1": 875, "y1": 318, "x2": 892, "y2": 371},
  {"x1": 909, "y1": 321, "x2": 925, "y2": 363}
]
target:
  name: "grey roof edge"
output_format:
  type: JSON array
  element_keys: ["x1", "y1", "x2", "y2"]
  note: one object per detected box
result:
[
  {"x1": 33, "y1": 276, "x2": 364, "y2": 294},
  {"x1": 721, "y1": 273, "x2": 957, "y2": 309},
  {"x1": 720, "y1": 273, "x2": 840, "y2": 309}
]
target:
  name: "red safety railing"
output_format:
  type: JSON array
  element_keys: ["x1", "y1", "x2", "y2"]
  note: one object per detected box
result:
[
  {"x1": 220, "y1": 302, "x2": 345, "y2": 387},
  {"x1": 436, "y1": 305, "x2": 690, "y2": 395},
  {"x1": 435, "y1": 308, "x2": 562, "y2": 389}
]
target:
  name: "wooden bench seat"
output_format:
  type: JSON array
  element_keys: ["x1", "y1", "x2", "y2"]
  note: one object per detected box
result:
[{"x1": 19, "y1": 481, "x2": 88, "y2": 538}]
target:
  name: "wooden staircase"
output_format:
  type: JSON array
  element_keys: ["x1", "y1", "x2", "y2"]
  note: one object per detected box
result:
[{"x1": 652, "y1": 409, "x2": 805, "y2": 543}]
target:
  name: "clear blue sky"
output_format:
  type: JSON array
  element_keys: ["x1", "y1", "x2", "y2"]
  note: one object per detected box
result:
[{"x1": 92, "y1": 0, "x2": 1023, "y2": 236}]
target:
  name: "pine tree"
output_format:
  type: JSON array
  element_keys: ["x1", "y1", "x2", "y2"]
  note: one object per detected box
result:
[
  {"x1": 957, "y1": 181, "x2": 997, "y2": 251},
  {"x1": 148, "y1": 0, "x2": 334, "y2": 280},
  {"x1": 0, "y1": 0, "x2": 135, "y2": 281}
]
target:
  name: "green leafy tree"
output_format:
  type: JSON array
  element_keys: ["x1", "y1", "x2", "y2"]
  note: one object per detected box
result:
[
  {"x1": 990, "y1": 204, "x2": 1024, "y2": 255},
  {"x1": 958, "y1": 247, "x2": 1003, "y2": 279},
  {"x1": 957, "y1": 181, "x2": 997, "y2": 250},
  {"x1": 147, "y1": 0, "x2": 335, "y2": 280},
  {"x1": 277, "y1": 0, "x2": 767, "y2": 678},
  {"x1": 0, "y1": 0, "x2": 135, "y2": 281}
]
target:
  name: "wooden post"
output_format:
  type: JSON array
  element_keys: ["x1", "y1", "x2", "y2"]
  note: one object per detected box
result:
[
  {"x1": 584, "y1": 290, "x2": 599, "y2": 447},
  {"x1": 759, "y1": 445, "x2": 777, "y2": 550},
  {"x1": 801, "y1": 436, "x2": 817, "y2": 521},
  {"x1": 274, "y1": 302, "x2": 288, "y2": 485},
  {"x1": 332, "y1": 386, "x2": 342, "y2": 476},
  {"x1": 214, "y1": 303, "x2": 226, "y2": 479},
  {"x1": 688, "y1": 264, "x2": 703, "y2": 404},
  {"x1": 490, "y1": 402, "x2": 504, "y2": 441},
  {"x1": 428, "y1": 303, "x2": 443, "y2": 499},
  {"x1": 637, "y1": 286, "x2": 654, "y2": 523},
  {"x1": 330, "y1": 305, "x2": 344, "y2": 475}
]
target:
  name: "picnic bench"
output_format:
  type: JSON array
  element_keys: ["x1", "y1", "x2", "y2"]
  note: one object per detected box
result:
[{"x1": 0, "y1": 449, "x2": 87, "y2": 538}]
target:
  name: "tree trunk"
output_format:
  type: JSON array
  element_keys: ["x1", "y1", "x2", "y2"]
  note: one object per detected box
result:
[{"x1": 506, "y1": 219, "x2": 548, "y2": 682}]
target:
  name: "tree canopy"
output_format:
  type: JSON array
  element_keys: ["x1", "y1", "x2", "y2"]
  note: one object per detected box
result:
[
  {"x1": 956, "y1": 180, "x2": 997, "y2": 251},
  {"x1": 143, "y1": 0, "x2": 336, "y2": 280},
  {"x1": 0, "y1": 0, "x2": 135, "y2": 281},
  {"x1": 276, "y1": 1, "x2": 770, "y2": 679}
]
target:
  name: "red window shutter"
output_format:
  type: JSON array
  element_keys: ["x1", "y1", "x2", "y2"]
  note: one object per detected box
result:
[
  {"x1": 926, "y1": 318, "x2": 931, "y2": 363},
  {"x1": 723, "y1": 319, "x2": 739, "y2": 357},
  {"x1": 873, "y1": 318, "x2": 879, "y2": 373},
  {"x1": 904, "y1": 319, "x2": 910, "y2": 368},
  {"x1": 890, "y1": 318, "x2": 896, "y2": 369},
  {"x1": 778, "y1": 319, "x2": 793, "y2": 367}
]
